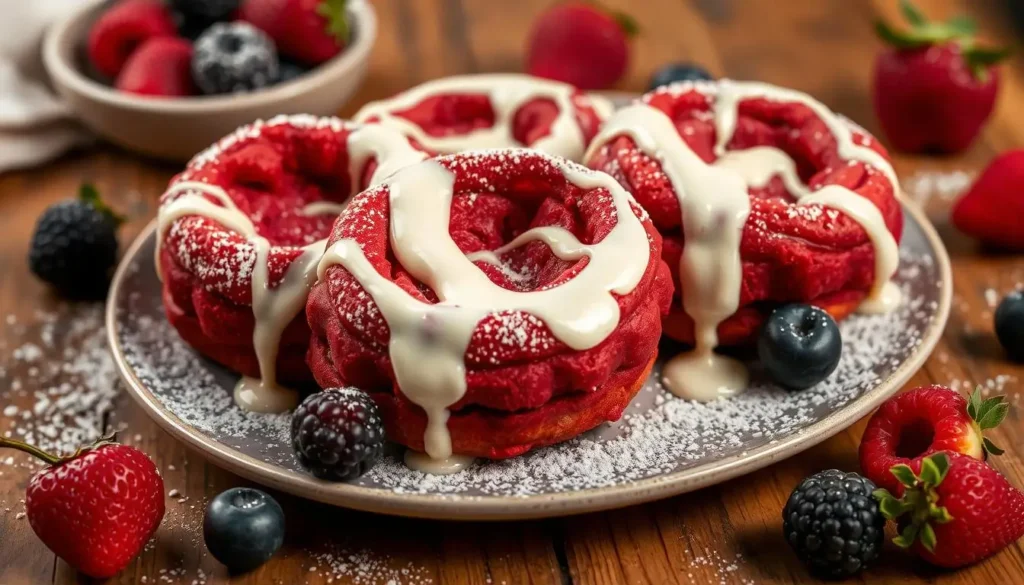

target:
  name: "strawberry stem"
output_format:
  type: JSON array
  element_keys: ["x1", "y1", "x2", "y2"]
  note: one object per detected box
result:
[{"x1": 0, "y1": 437, "x2": 61, "y2": 465}]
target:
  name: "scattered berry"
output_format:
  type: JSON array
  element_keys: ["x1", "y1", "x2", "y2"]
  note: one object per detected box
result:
[
  {"x1": 192, "y1": 22, "x2": 280, "y2": 94},
  {"x1": 757, "y1": 304, "x2": 842, "y2": 390},
  {"x1": 116, "y1": 37, "x2": 198, "y2": 97},
  {"x1": 995, "y1": 290, "x2": 1024, "y2": 360},
  {"x1": 87, "y1": 0, "x2": 178, "y2": 79},
  {"x1": 875, "y1": 452, "x2": 1024, "y2": 568},
  {"x1": 951, "y1": 150, "x2": 1024, "y2": 251},
  {"x1": 240, "y1": 0, "x2": 350, "y2": 66},
  {"x1": 525, "y1": 2, "x2": 637, "y2": 90},
  {"x1": 2, "y1": 437, "x2": 166, "y2": 579},
  {"x1": 647, "y1": 62, "x2": 713, "y2": 90},
  {"x1": 204, "y1": 487, "x2": 284, "y2": 572},
  {"x1": 28, "y1": 184, "x2": 124, "y2": 299},
  {"x1": 873, "y1": 0, "x2": 1008, "y2": 153},
  {"x1": 782, "y1": 469, "x2": 885, "y2": 579},
  {"x1": 170, "y1": 0, "x2": 240, "y2": 22},
  {"x1": 860, "y1": 385, "x2": 1007, "y2": 494},
  {"x1": 291, "y1": 388, "x2": 385, "y2": 480}
]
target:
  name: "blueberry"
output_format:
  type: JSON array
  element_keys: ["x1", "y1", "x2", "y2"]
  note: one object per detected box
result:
[
  {"x1": 192, "y1": 22, "x2": 279, "y2": 95},
  {"x1": 758, "y1": 304, "x2": 842, "y2": 390},
  {"x1": 647, "y1": 62, "x2": 714, "y2": 91},
  {"x1": 995, "y1": 291, "x2": 1024, "y2": 362},
  {"x1": 203, "y1": 488, "x2": 285, "y2": 572}
]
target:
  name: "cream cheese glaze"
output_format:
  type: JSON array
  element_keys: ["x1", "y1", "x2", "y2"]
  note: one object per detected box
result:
[
  {"x1": 156, "y1": 119, "x2": 427, "y2": 412},
  {"x1": 584, "y1": 80, "x2": 902, "y2": 402},
  {"x1": 315, "y1": 152, "x2": 652, "y2": 471},
  {"x1": 353, "y1": 74, "x2": 609, "y2": 162}
]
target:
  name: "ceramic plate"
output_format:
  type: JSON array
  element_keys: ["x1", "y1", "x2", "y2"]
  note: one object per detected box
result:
[{"x1": 107, "y1": 196, "x2": 950, "y2": 520}]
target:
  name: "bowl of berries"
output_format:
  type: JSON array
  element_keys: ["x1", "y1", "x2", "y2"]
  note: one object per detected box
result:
[{"x1": 42, "y1": 0, "x2": 376, "y2": 162}]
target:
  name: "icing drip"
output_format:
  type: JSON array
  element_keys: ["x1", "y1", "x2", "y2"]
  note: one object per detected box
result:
[
  {"x1": 353, "y1": 74, "x2": 594, "y2": 161},
  {"x1": 155, "y1": 122, "x2": 427, "y2": 412},
  {"x1": 584, "y1": 80, "x2": 903, "y2": 401},
  {"x1": 404, "y1": 451, "x2": 474, "y2": 475},
  {"x1": 316, "y1": 154, "x2": 650, "y2": 466}
]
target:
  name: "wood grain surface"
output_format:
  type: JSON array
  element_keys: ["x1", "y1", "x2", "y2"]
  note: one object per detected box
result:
[{"x1": 2, "y1": 0, "x2": 1024, "y2": 583}]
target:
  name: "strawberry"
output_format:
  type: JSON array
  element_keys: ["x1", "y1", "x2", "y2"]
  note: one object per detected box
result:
[
  {"x1": 860, "y1": 386, "x2": 1008, "y2": 494},
  {"x1": 525, "y1": 2, "x2": 637, "y2": 90},
  {"x1": 239, "y1": 0, "x2": 349, "y2": 66},
  {"x1": 874, "y1": 452, "x2": 1024, "y2": 568},
  {"x1": 116, "y1": 37, "x2": 199, "y2": 97},
  {"x1": 1, "y1": 436, "x2": 165, "y2": 579},
  {"x1": 872, "y1": 0, "x2": 1008, "y2": 153},
  {"x1": 87, "y1": 0, "x2": 179, "y2": 79},
  {"x1": 951, "y1": 150, "x2": 1024, "y2": 251}
]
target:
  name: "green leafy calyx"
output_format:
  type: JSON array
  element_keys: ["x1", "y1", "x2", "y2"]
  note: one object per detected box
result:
[
  {"x1": 318, "y1": 0, "x2": 351, "y2": 45},
  {"x1": 78, "y1": 183, "x2": 125, "y2": 227},
  {"x1": 873, "y1": 453, "x2": 954, "y2": 553},
  {"x1": 967, "y1": 386, "x2": 1008, "y2": 456},
  {"x1": 874, "y1": 0, "x2": 1009, "y2": 80}
]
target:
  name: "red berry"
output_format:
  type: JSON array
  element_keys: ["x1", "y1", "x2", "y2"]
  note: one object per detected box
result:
[
  {"x1": 525, "y1": 3, "x2": 636, "y2": 90},
  {"x1": 875, "y1": 452, "x2": 1024, "y2": 568},
  {"x1": 872, "y1": 1, "x2": 1007, "y2": 153},
  {"x1": 860, "y1": 385, "x2": 1007, "y2": 494},
  {"x1": 951, "y1": 150, "x2": 1024, "y2": 251},
  {"x1": 116, "y1": 37, "x2": 198, "y2": 98},
  {"x1": 87, "y1": 0, "x2": 178, "y2": 79},
  {"x1": 239, "y1": 0, "x2": 349, "y2": 66},
  {"x1": 25, "y1": 443, "x2": 165, "y2": 579}
]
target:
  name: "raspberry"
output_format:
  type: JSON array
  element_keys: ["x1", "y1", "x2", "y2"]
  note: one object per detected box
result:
[
  {"x1": 192, "y1": 22, "x2": 279, "y2": 94},
  {"x1": 291, "y1": 388, "x2": 385, "y2": 480}
]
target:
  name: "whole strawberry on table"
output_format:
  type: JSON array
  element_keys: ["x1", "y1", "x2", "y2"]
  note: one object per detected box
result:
[
  {"x1": 87, "y1": 0, "x2": 351, "y2": 98},
  {"x1": 873, "y1": 0, "x2": 1008, "y2": 153}
]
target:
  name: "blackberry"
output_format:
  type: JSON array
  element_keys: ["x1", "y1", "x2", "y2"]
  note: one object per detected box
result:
[
  {"x1": 28, "y1": 184, "x2": 124, "y2": 299},
  {"x1": 783, "y1": 470, "x2": 885, "y2": 579},
  {"x1": 291, "y1": 388, "x2": 385, "y2": 480},
  {"x1": 192, "y1": 22, "x2": 279, "y2": 95},
  {"x1": 170, "y1": 0, "x2": 240, "y2": 23}
]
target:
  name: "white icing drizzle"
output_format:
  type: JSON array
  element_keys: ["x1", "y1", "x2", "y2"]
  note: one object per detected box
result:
[
  {"x1": 316, "y1": 154, "x2": 651, "y2": 466},
  {"x1": 584, "y1": 80, "x2": 902, "y2": 402},
  {"x1": 156, "y1": 121, "x2": 427, "y2": 412},
  {"x1": 353, "y1": 74, "x2": 601, "y2": 161},
  {"x1": 404, "y1": 451, "x2": 474, "y2": 475}
]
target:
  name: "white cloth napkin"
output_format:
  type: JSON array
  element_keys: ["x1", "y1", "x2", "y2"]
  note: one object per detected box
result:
[{"x1": 0, "y1": 0, "x2": 92, "y2": 174}]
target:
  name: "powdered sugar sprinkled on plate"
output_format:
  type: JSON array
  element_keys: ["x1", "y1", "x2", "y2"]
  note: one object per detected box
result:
[{"x1": 112, "y1": 209, "x2": 945, "y2": 502}]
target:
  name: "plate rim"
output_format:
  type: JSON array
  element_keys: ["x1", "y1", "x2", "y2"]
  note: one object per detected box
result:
[{"x1": 106, "y1": 200, "x2": 952, "y2": 521}]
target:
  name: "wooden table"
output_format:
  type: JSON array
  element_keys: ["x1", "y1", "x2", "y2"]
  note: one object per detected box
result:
[{"x1": 2, "y1": 0, "x2": 1024, "y2": 583}]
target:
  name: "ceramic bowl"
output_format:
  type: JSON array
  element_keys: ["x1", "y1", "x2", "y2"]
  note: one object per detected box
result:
[{"x1": 43, "y1": 0, "x2": 377, "y2": 162}]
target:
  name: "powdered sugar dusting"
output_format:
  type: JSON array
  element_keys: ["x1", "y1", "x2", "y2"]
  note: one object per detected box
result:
[{"x1": 114, "y1": 214, "x2": 944, "y2": 499}]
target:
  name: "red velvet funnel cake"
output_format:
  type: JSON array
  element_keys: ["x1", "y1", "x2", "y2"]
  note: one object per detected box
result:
[
  {"x1": 585, "y1": 80, "x2": 904, "y2": 347},
  {"x1": 158, "y1": 115, "x2": 426, "y2": 385},
  {"x1": 307, "y1": 149, "x2": 673, "y2": 460},
  {"x1": 353, "y1": 74, "x2": 611, "y2": 162}
]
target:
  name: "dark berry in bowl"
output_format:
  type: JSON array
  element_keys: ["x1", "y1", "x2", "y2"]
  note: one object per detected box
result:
[
  {"x1": 277, "y1": 60, "x2": 309, "y2": 84},
  {"x1": 170, "y1": 0, "x2": 240, "y2": 22},
  {"x1": 995, "y1": 290, "x2": 1024, "y2": 362},
  {"x1": 204, "y1": 487, "x2": 285, "y2": 573},
  {"x1": 28, "y1": 184, "x2": 124, "y2": 300},
  {"x1": 783, "y1": 470, "x2": 885, "y2": 579},
  {"x1": 192, "y1": 22, "x2": 279, "y2": 94},
  {"x1": 292, "y1": 388, "x2": 386, "y2": 481},
  {"x1": 647, "y1": 62, "x2": 713, "y2": 90},
  {"x1": 758, "y1": 304, "x2": 842, "y2": 390}
]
